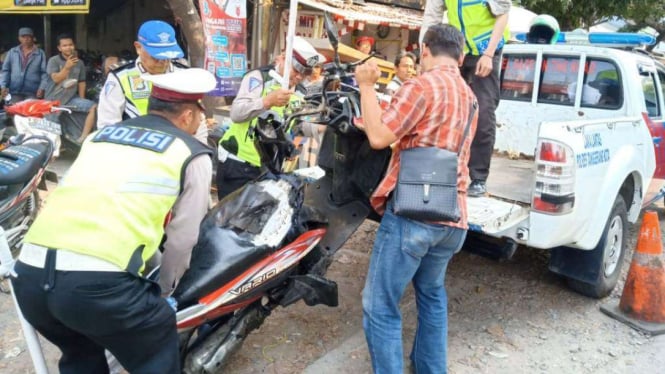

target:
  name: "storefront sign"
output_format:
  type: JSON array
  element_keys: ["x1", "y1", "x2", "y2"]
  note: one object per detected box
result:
[
  {"x1": 199, "y1": 0, "x2": 248, "y2": 97},
  {"x1": 0, "y1": 0, "x2": 88, "y2": 13}
]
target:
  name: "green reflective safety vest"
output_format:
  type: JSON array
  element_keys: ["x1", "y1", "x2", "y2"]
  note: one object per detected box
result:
[
  {"x1": 112, "y1": 61, "x2": 186, "y2": 120},
  {"x1": 445, "y1": 0, "x2": 511, "y2": 56},
  {"x1": 24, "y1": 115, "x2": 212, "y2": 274},
  {"x1": 220, "y1": 74, "x2": 301, "y2": 167},
  {"x1": 116, "y1": 66, "x2": 152, "y2": 118}
]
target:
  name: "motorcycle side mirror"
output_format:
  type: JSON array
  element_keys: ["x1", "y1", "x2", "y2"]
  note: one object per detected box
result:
[{"x1": 323, "y1": 12, "x2": 339, "y2": 51}]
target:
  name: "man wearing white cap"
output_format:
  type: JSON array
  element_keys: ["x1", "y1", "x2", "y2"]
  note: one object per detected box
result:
[
  {"x1": 11, "y1": 68, "x2": 216, "y2": 374},
  {"x1": 216, "y1": 36, "x2": 324, "y2": 199},
  {"x1": 96, "y1": 20, "x2": 188, "y2": 130}
]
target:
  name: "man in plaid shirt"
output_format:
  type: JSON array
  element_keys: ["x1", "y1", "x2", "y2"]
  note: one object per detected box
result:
[{"x1": 355, "y1": 24, "x2": 477, "y2": 373}]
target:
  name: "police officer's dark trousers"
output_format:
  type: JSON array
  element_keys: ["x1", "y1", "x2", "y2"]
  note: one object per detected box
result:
[
  {"x1": 461, "y1": 53, "x2": 502, "y2": 182},
  {"x1": 11, "y1": 253, "x2": 180, "y2": 374}
]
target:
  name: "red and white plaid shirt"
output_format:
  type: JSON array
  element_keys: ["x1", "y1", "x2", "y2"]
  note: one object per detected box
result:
[{"x1": 370, "y1": 64, "x2": 478, "y2": 229}]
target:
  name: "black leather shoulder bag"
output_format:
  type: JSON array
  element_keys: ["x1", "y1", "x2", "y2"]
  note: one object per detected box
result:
[{"x1": 393, "y1": 101, "x2": 477, "y2": 222}]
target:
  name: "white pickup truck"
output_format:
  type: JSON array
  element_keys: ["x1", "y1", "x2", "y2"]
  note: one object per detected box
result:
[{"x1": 468, "y1": 35, "x2": 665, "y2": 298}]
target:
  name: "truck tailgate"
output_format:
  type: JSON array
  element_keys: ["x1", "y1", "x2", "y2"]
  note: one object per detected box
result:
[
  {"x1": 467, "y1": 196, "x2": 529, "y2": 234},
  {"x1": 467, "y1": 156, "x2": 532, "y2": 235},
  {"x1": 486, "y1": 156, "x2": 534, "y2": 204}
]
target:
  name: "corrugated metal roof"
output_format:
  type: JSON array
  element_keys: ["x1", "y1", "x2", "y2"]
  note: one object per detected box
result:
[{"x1": 299, "y1": 0, "x2": 423, "y2": 30}]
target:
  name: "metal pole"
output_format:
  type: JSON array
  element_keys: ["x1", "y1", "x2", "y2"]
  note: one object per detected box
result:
[
  {"x1": 282, "y1": 0, "x2": 299, "y2": 89},
  {"x1": 0, "y1": 227, "x2": 49, "y2": 374},
  {"x1": 250, "y1": 0, "x2": 260, "y2": 70}
]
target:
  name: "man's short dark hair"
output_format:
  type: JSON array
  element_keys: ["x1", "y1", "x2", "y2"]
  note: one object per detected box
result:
[
  {"x1": 394, "y1": 51, "x2": 417, "y2": 67},
  {"x1": 148, "y1": 97, "x2": 192, "y2": 115},
  {"x1": 56, "y1": 33, "x2": 74, "y2": 46},
  {"x1": 422, "y1": 24, "x2": 464, "y2": 60}
]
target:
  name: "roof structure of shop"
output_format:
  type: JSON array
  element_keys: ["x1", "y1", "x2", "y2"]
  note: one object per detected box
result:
[{"x1": 299, "y1": 0, "x2": 424, "y2": 30}]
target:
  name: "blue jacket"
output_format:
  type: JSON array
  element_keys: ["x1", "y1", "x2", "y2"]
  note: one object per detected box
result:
[{"x1": 0, "y1": 45, "x2": 48, "y2": 96}]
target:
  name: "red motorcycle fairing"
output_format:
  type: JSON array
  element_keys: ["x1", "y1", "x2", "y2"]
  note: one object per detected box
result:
[
  {"x1": 176, "y1": 228, "x2": 326, "y2": 330},
  {"x1": 5, "y1": 100, "x2": 61, "y2": 118}
]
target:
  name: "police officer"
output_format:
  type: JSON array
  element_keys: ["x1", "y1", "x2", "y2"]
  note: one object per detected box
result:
[
  {"x1": 421, "y1": 0, "x2": 511, "y2": 197},
  {"x1": 11, "y1": 68, "x2": 216, "y2": 374},
  {"x1": 96, "y1": 20, "x2": 187, "y2": 129},
  {"x1": 216, "y1": 36, "x2": 323, "y2": 199}
]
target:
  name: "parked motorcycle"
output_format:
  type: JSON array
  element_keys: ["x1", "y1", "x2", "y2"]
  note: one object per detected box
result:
[
  {"x1": 3, "y1": 94, "x2": 87, "y2": 155},
  {"x1": 0, "y1": 131, "x2": 55, "y2": 254},
  {"x1": 0, "y1": 131, "x2": 55, "y2": 373},
  {"x1": 0, "y1": 101, "x2": 60, "y2": 252},
  {"x1": 157, "y1": 13, "x2": 390, "y2": 373}
]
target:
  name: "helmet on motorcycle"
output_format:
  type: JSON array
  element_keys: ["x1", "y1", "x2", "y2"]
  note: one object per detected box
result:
[{"x1": 527, "y1": 14, "x2": 560, "y2": 45}]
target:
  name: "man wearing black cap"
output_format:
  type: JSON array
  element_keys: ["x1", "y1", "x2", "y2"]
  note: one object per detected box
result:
[
  {"x1": 0, "y1": 27, "x2": 47, "y2": 101},
  {"x1": 216, "y1": 36, "x2": 324, "y2": 199},
  {"x1": 11, "y1": 68, "x2": 216, "y2": 374}
]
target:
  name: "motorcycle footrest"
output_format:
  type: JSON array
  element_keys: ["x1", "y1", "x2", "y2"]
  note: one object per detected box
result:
[
  {"x1": 45, "y1": 169, "x2": 58, "y2": 183},
  {"x1": 279, "y1": 274, "x2": 338, "y2": 308}
]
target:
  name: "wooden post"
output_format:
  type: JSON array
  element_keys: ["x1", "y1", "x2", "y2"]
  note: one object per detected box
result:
[
  {"x1": 75, "y1": 14, "x2": 87, "y2": 50},
  {"x1": 43, "y1": 15, "x2": 52, "y2": 56}
]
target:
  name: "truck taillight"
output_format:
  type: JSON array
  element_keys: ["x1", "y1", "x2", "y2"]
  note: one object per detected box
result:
[
  {"x1": 539, "y1": 142, "x2": 568, "y2": 163},
  {"x1": 533, "y1": 140, "x2": 575, "y2": 214}
]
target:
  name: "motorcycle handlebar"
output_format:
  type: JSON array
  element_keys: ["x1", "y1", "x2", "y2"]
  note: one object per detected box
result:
[
  {"x1": 322, "y1": 52, "x2": 376, "y2": 76},
  {"x1": 51, "y1": 106, "x2": 73, "y2": 114}
]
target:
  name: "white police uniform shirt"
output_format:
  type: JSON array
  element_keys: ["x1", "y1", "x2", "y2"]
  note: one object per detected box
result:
[
  {"x1": 97, "y1": 58, "x2": 209, "y2": 144},
  {"x1": 159, "y1": 154, "x2": 212, "y2": 296},
  {"x1": 96, "y1": 58, "x2": 179, "y2": 129},
  {"x1": 229, "y1": 69, "x2": 271, "y2": 123}
]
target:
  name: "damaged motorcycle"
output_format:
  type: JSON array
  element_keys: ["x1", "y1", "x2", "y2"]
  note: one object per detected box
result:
[{"x1": 165, "y1": 12, "x2": 390, "y2": 373}]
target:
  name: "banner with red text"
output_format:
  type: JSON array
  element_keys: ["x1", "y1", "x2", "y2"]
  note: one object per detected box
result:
[{"x1": 199, "y1": 0, "x2": 247, "y2": 96}]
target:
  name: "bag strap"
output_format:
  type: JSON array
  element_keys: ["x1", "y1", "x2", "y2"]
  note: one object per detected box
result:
[{"x1": 457, "y1": 100, "x2": 478, "y2": 156}]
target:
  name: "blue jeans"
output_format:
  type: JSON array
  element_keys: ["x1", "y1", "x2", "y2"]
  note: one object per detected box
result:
[
  {"x1": 65, "y1": 96, "x2": 96, "y2": 112},
  {"x1": 363, "y1": 203, "x2": 467, "y2": 374}
]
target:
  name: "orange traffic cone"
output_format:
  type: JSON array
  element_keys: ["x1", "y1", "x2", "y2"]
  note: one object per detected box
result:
[{"x1": 600, "y1": 210, "x2": 665, "y2": 335}]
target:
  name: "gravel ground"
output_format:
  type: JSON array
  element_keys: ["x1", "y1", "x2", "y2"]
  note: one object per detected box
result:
[
  {"x1": 1, "y1": 173, "x2": 664, "y2": 373},
  {"x1": 223, "y1": 211, "x2": 665, "y2": 374}
]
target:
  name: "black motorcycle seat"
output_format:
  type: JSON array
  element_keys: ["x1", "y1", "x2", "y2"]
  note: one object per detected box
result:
[
  {"x1": 173, "y1": 180, "x2": 296, "y2": 307},
  {"x1": 0, "y1": 142, "x2": 49, "y2": 186}
]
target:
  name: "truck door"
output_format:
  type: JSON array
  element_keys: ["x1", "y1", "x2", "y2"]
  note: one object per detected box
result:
[{"x1": 641, "y1": 67, "x2": 665, "y2": 178}]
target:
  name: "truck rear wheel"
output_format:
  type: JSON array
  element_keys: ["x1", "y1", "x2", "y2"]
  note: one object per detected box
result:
[{"x1": 550, "y1": 196, "x2": 627, "y2": 298}]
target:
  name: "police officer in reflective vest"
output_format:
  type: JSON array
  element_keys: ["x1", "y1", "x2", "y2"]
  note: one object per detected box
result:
[
  {"x1": 11, "y1": 68, "x2": 216, "y2": 374},
  {"x1": 422, "y1": 0, "x2": 511, "y2": 197},
  {"x1": 216, "y1": 36, "x2": 323, "y2": 199},
  {"x1": 96, "y1": 20, "x2": 188, "y2": 130}
]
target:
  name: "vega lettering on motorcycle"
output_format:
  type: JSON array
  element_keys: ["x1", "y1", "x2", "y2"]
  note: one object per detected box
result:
[
  {"x1": 92, "y1": 126, "x2": 175, "y2": 152},
  {"x1": 230, "y1": 268, "x2": 278, "y2": 296}
]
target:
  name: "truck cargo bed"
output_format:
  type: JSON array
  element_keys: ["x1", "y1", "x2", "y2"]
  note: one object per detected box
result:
[
  {"x1": 466, "y1": 156, "x2": 533, "y2": 235},
  {"x1": 486, "y1": 156, "x2": 534, "y2": 204}
]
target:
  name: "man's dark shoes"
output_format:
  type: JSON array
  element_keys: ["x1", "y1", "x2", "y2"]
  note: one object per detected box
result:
[{"x1": 468, "y1": 180, "x2": 487, "y2": 197}]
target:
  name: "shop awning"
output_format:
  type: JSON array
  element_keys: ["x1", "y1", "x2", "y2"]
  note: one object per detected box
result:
[
  {"x1": 0, "y1": 0, "x2": 89, "y2": 14},
  {"x1": 299, "y1": 0, "x2": 423, "y2": 31}
]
